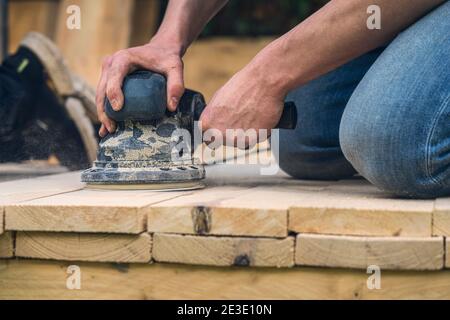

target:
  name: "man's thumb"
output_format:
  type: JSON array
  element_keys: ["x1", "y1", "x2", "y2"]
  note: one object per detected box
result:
[{"x1": 166, "y1": 66, "x2": 185, "y2": 112}]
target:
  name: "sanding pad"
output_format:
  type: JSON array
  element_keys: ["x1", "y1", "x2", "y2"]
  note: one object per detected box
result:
[{"x1": 84, "y1": 181, "x2": 205, "y2": 191}]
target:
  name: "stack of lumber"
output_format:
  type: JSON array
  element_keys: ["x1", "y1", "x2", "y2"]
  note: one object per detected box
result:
[
  {"x1": 1, "y1": 166, "x2": 450, "y2": 299},
  {"x1": 0, "y1": 166, "x2": 449, "y2": 270}
]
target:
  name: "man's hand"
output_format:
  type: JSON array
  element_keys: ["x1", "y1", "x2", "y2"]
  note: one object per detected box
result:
[
  {"x1": 95, "y1": 0, "x2": 230, "y2": 138},
  {"x1": 200, "y1": 64, "x2": 286, "y2": 147},
  {"x1": 96, "y1": 41, "x2": 184, "y2": 137}
]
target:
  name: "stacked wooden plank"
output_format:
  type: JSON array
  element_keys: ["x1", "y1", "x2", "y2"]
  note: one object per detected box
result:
[
  {"x1": 0, "y1": 172, "x2": 84, "y2": 259},
  {"x1": 2, "y1": 260, "x2": 450, "y2": 299},
  {"x1": 1, "y1": 166, "x2": 449, "y2": 271}
]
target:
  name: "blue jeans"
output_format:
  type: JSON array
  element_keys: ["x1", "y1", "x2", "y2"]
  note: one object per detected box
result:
[{"x1": 279, "y1": 2, "x2": 450, "y2": 199}]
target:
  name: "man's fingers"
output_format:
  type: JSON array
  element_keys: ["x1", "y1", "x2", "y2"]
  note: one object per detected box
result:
[
  {"x1": 106, "y1": 52, "x2": 133, "y2": 111},
  {"x1": 199, "y1": 105, "x2": 211, "y2": 131},
  {"x1": 96, "y1": 56, "x2": 116, "y2": 133},
  {"x1": 165, "y1": 60, "x2": 185, "y2": 112},
  {"x1": 106, "y1": 70, "x2": 126, "y2": 112},
  {"x1": 99, "y1": 124, "x2": 108, "y2": 138},
  {"x1": 96, "y1": 57, "x2": 109, "y2": 118}
]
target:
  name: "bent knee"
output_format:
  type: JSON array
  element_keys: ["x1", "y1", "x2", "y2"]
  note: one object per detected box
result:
[{"x1": 340, "y1": 98, "x2": 450, "y2": 199}]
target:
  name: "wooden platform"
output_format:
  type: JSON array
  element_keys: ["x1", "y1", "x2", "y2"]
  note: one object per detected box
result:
[{"x1": 1, "y1": 165, "x2": 450, "y2": 299}]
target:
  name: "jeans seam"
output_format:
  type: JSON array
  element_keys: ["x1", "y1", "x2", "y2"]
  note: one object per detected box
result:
[{"x1": 425, "y1": 94, "x2": 450, "y2": 186}]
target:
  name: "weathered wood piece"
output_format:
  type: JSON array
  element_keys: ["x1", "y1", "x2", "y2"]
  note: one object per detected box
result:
[
  {"x1": 6, "y1": 188, "x2": 187, "y2": 234},
  {"x1": 15, "y1": 232, "x2": 151, "y2": 263},
  {"x1": 295, "y1": 234, "x2": 444, "y2": 270},
  {"x1": 433, "y1": 197, "x2": 450, "y2": 236},
  {"x1": 289, "y1": 179, "x2": 434, "y2": 237},
  {"x1": 0, "y1": 232, "x2": 14, "y2": 258},
  {"x1": 2, "y1": 260, "x2": 450, "y2": 299},
  {"x1": 55, "y1": 0, "x2": 135, "y2": 87},
  {"x1": 153, "y1": 233, "x2": 295, "y2": 267},
  {"x1": 148, "y1": 183, "x2": 324, "y2": 238},
  {"x1": 0, "y1": 172, "x2": 85, "y2": 234}
]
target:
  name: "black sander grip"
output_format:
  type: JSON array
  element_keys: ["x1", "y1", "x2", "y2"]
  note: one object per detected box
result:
[{"x1": 105, "y1": 70, "x2": 297, "y2": 129}]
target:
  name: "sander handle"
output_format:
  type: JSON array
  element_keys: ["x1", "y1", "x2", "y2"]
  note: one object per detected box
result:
[
  {"x1": 276, "y1": 101, "x2": 297, "y2": 130},
  {"x1": 105, "y1": 70, "x2": 298, "y2": 130}
]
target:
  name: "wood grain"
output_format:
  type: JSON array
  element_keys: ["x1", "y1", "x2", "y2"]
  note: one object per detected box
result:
[
  {"x1": 148, "y1": 184, "x2": 324, "y2": 238},
  {"x1": 0, "y1": 172, "x2": 85, "y2": 234},
  {"x1": 290, "y1": 179, "x2": 433, "y2": 237},
  {"x1": 0, "y1": 172, "x2": 84, "y2": 205},
  {"x1": 2, "y1": 260, "x2": 450, "y2": 299},
  {"x1": 6, "y1": 188, "x2": 187, "y2": 234},
  {"x1": 129, "y1": 0, "x2": 160, "y2": 47},
  {"x1": 16, "y1": 232, "x2": 151, "y2": 263},
  {"x1": 0, "y1": 232, "x2": 14, "y2": 258},
  {"x1": 295, "y1": 234, "x2": 444, "y2": 270},
  {"x1": 446, "y1": 238, "x2": 450, "y2": 269},
  {"x1": 153, "y1": 233, "x2": 294, "y2": 267},
  {"x1": 147, "y1": 186, "x2": 288, "y2": 237},
  {"x1": 55, "y1": 0, "x2": 134, "y2": 87},
  {"x1": 433, "y1": 197, "x2": 450, "y2": 236},
  {"x1": 8, "y1": 0, "x2": 59, "y2": 52}
]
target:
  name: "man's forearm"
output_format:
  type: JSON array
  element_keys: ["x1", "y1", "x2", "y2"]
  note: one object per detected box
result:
[
  {"x1": 152, "y1": 0, "x2": 228, "y2": 55},
  {"x1": 250, "y1": 0, "x2": 445, "y2": 96}
]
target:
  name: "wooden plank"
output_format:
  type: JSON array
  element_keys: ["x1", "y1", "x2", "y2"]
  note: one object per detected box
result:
[
  {"x1": 153, "y1": 233, "x2": 294, "y2": 267},
  {"x1": 0, "y1": 232, "x2": 14, "y2": 258},
  {"x1": 0, "y1": 171, "x2": 84, "y2": 205},
  {"x1": 295, "y1": 234, "x2": 444, "y2": 270},
  {"x1": 129, "y1": 0, "x2": 160, "y2": 47},
  {"x1": 8, "y1": 0, "x2": 59, "y2": 53},
  {"x1": 148, "y1": 184, "x2": 323, "y2": 238},
  {"x1": 148, "y1": 186, "x2": 285, "y2": 237},
  {"x1": 447, "y1": 238, "x2": 450, "y2": 269},
  {"x1": 6, "y1": 188, "x2": 188, "y2": 234},
  {"x1": 289, "y1": 179, "x2": 433, "y2": 237},
  {"x1": 433, "y1": 198, "x2": 450, "y2": 236},
  {"x1": 55, "y1": 0, "x2": 134, "y2": 87},
  {"x1": 0, "y1": 171, "x2": 84, "y2": 234},
  {"x1": 16, "y1": 232, "x2": 151, "y2": 263},
  {"x1": 2, "y1": 260, "x2": 450, "y2": 299}
]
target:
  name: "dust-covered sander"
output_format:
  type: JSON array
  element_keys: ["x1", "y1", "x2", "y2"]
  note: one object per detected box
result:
[{"x1": 81, "y1": 70, "x2": 297, "y2": 190}]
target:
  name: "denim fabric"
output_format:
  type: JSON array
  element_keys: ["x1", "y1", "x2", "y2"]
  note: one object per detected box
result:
[{"x1": 279, "y1": 2, "x2": 450, "y2": 198}]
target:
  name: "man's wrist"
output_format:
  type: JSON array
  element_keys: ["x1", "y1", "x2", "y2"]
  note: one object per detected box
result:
[
  {"x1": 149, "y1": 32, "x2": 188, "y2": 56},
  {"x1": 246, "y1": 44, "x2": 294, "y2": 99}
]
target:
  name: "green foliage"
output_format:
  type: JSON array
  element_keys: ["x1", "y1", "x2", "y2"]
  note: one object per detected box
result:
[
  {"x1": 159, "y1": 0, "x2": 329, "y2": 37},
  {"x1": 201, "y1": 0, "x2": 328, "y2": 37}
]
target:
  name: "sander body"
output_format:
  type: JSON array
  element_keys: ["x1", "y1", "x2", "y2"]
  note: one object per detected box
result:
[{"x1": 81, "y1": 70, "x2": 297, "y2": 190}]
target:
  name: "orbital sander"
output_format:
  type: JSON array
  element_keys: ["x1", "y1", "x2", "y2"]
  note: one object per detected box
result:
[{"x1": 81, "y1": 70, "x2": 297, "y2": 190}]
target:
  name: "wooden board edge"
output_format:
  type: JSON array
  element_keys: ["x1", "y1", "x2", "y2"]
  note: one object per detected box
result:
[
  {"x1": 2, "y1": 259, "x2": 450, "y2": 299},
  {"x1": 0, "y1": 231, "x2": 15, "y2": 258},
  {"x1": 289, "y1": 206, "x2": 432, "y2": 237},
  {"x1": 5, "y1": 206, "x2": 146, "y2": 234},
  {"x1": 295, "y1": 233, "x2": 444, "y2": 271},
  {"x1": 147, "y1": 205, "x2": 288, "y2": 238},
  {"x1": 15, "y1": 231, "x2": 152, "y2": 263}
]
